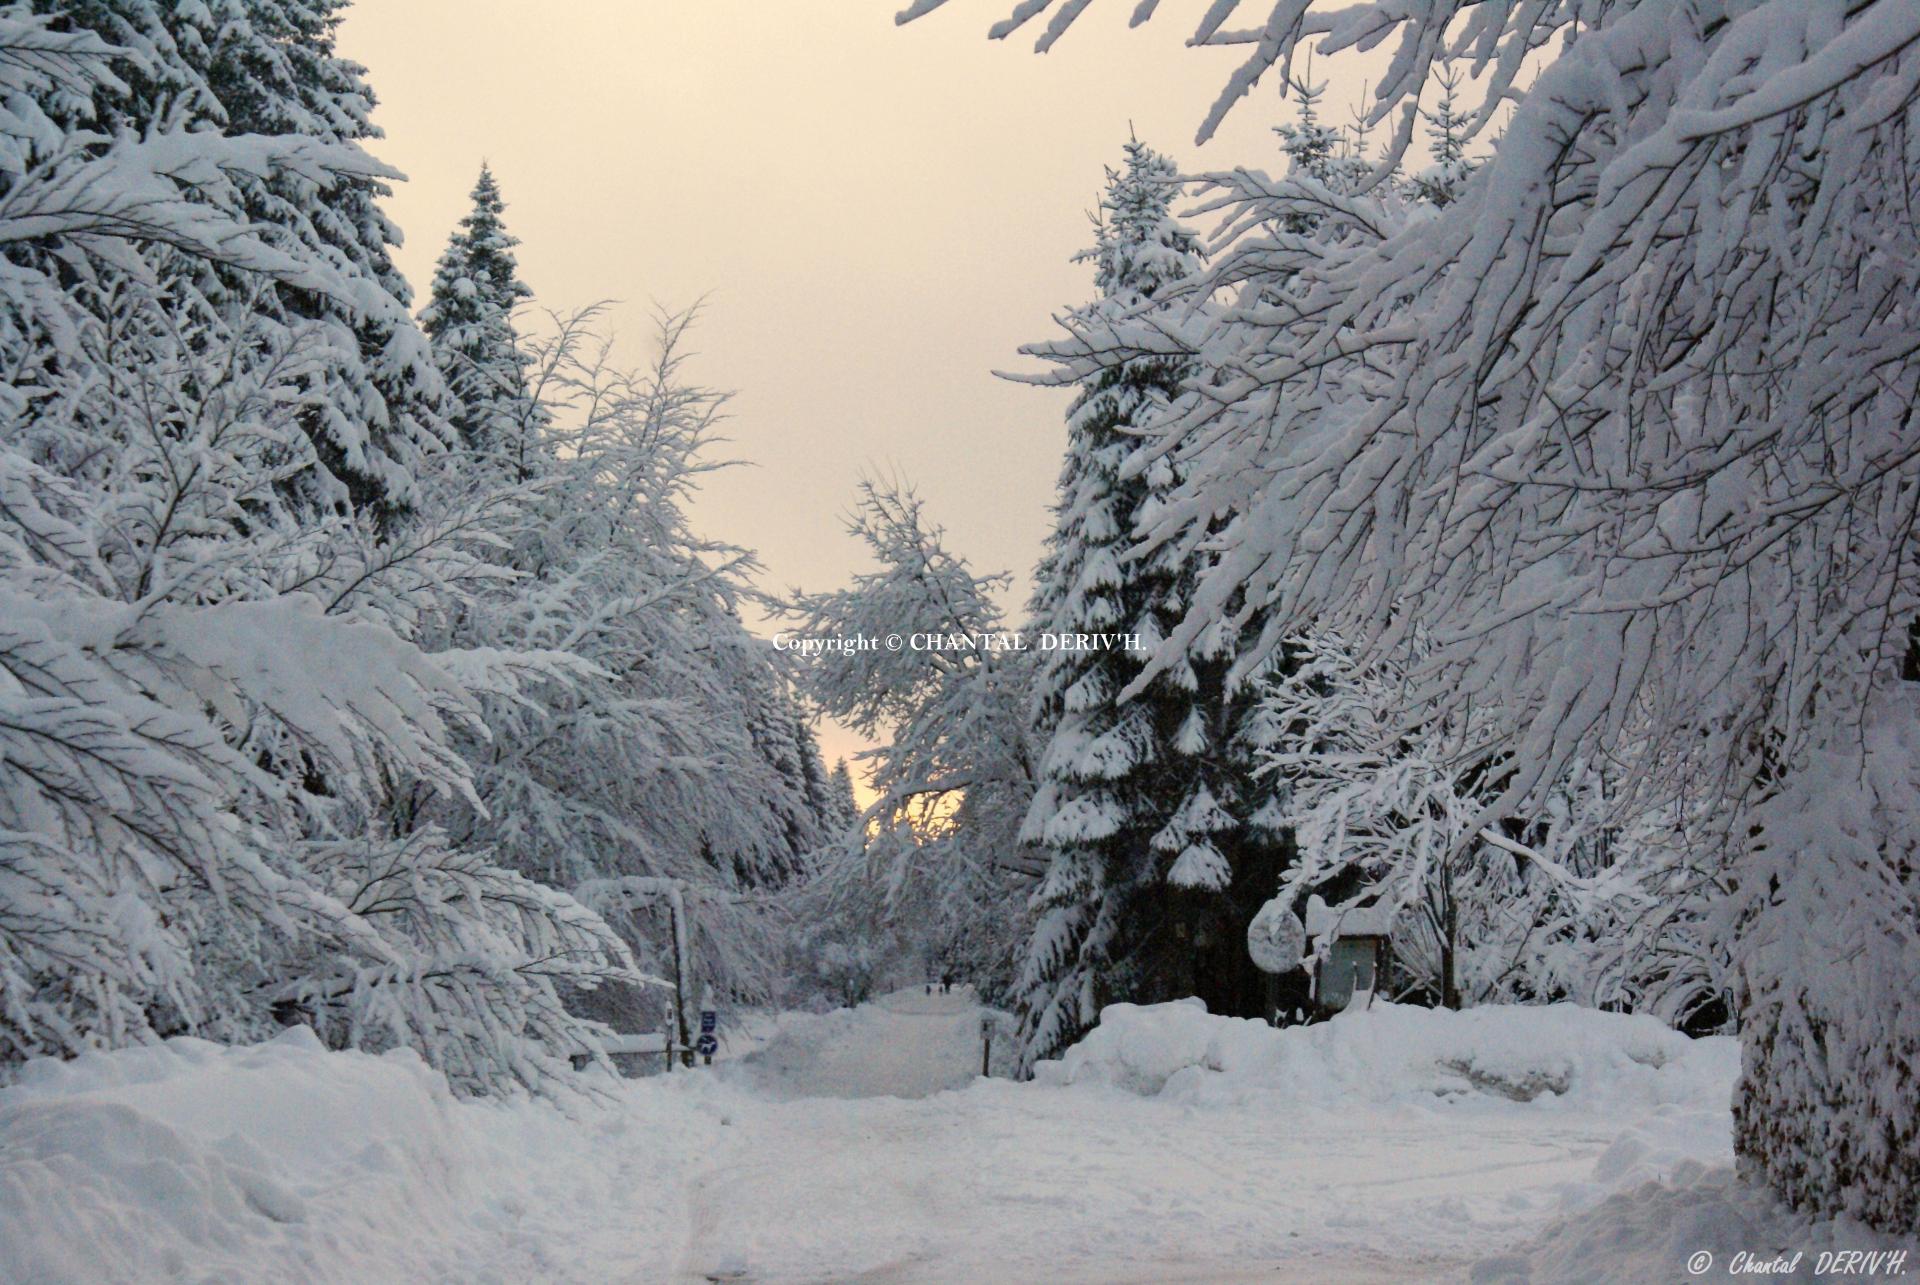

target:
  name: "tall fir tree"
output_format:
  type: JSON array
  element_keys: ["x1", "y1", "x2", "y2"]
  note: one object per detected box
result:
[
  {"x1": 29, "y1": 0, "x2": 450, "y2": 524},
  {"x1": 1017, "y1": 140, "x2": 1289, "y2": 1068},
  {"x1": 826, "y1": 759, "x2": 863, "y2": 834},
  {"x1": 422, "y1": 165, "x2": 547, "y2": 477}
]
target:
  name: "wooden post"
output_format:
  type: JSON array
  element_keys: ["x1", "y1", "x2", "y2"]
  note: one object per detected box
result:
[{"x1": 667, "y1": 886, "x2": 693, "y2": 1067}]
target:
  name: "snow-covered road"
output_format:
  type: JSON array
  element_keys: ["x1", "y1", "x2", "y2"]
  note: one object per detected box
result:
[
  {"x1": 656, "y1": 990, "x2": 1687, "y2": 1283},
  {"x1": 670, "y1": 1079, "x2": 1608, "y2": 1282},
  {"x1": 1, "y1": 989, "x2": 1748, "y2": 1284}
]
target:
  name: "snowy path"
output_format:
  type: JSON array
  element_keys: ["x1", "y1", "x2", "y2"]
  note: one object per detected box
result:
[
  {"x1": 670, "y1": 1084, "x2": 1609, "y2": 1282},
  {"x1": 662, "y1": 991, "x2": 1624, "y2": 1283},
  {"x1": 716, "y1": 987, "x2": 990, "y2": 1102}
]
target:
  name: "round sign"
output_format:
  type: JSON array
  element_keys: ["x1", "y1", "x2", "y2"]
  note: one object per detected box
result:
[{"x1": 1246, "y1": 898, "x2": 1307, "y2": 974}]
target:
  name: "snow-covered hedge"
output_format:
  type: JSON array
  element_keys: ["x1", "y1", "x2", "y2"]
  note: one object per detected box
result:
[{"x1": 1033, "y1": 1000, "x2": 1737, "y2": 1113}]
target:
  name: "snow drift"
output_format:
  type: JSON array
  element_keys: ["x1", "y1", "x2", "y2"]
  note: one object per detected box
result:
[
  {"x1": 0, "y1": 1027, "x2": 482, "y2": 1282},
  {"x1": 0, "y1": 1027, "x2": 706, "y2": 1284},
  {"x1": 1475, "y1": 1148, "x2": 1911, "y2": 1284},
  {"x1": 1032, "y1": 999, "x2": 1737, "y2": 1113}
]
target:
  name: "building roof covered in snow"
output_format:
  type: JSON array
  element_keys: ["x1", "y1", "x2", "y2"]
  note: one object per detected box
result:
[{"x1": 1303, "y1": 895, "x2": 1398, "y2": 941}]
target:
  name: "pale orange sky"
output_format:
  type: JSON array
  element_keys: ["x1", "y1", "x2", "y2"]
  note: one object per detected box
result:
[{"x1": 336, "y1": 1, "x2": 1382, "y2": 781}]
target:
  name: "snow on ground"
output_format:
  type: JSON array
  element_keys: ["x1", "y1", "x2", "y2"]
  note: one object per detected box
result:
[{"x1": 2, "y1": 990, "x2": 1874, "y2": 1284}]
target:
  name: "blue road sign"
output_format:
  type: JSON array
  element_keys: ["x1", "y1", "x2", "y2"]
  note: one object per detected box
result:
[
  {"x1": 695, "y1": 1034, "x2": 718, "y2": 1056},
  {"x1": 699, "y1": 1009, "x2": 718, "y2": 1034}
]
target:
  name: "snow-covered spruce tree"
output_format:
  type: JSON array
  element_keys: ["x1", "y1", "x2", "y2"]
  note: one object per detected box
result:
[
  {"x1": 31, "y1": 0, "x2": 448, "y2": 523},
  {"x1": 826, "y1": 759, "x2": 863, "y2": 834},
  {"x1": 422, "y1": 165, "x2": 547, "y2": 476},
  {"x1": 0, "y1": 11, "x2": 642, "y2": 1096},
  {"x1": 909, "y1": 0, "x2": 1920, "y2": 1232},
  {"x1": 1017, "y1": 140, "x2": 1288, "y2": 1068},
  {"x1": 1404, "y1": 63, "x2": 1475, "y2": 209},
  {"x1": 788, "y1": 479, "x2": 1037, "y2": 1004},
  {"x1": 1267, "y1": 73, "x2": 1377, "y2": 217}
]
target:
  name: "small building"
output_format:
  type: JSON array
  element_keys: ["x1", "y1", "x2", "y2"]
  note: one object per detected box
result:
[{"x1": 1303, "y1": 896, "x2": 1395, "y2": 1015}]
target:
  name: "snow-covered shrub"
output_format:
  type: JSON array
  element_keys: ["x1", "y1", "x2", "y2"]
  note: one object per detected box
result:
[{"x1": 1262, "y1": 632, "x2": 1728, "y2": 1022}]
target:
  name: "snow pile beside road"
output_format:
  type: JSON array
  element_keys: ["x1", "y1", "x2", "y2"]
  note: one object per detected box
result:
[
  {"x1": 0, "y1": 1026, "x2": 705, "y2": 1284},
  {"x1": 1470, "y1": 1092, "x2": 1905, "y2": 1283},
  {"x1": 1033, "y1": 999, "x2": 1736, "y2": 1113},
  {"x1": 1471, "y1": 1161, "x2": 1909, "y2": 1284},
  {"x1": 1033, "y1": 1001, "x2": 1902, "y2": 1285},
  {"x1": 0, "y1": 1026, "x2": 481, "y2": 1283}
]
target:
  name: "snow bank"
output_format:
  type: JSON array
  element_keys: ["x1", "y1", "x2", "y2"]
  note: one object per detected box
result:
[
  {"x1": 1038, "y1": 1001, "x2": 1904, "y2": 1284},
  {"x1": 1472, "y1": 1161, "x2": 1911, "y2": 1284},
  {"x1": 1033, "y1": 999, "x2": 1737, "y2": 1113},
  {"x1": 0, "y1": 1027, "x2": 708, "y2": 1284},
  {"x1": 1467, "y1": 1082, "x2": 1905, "y2": 1283},
  {"x1": 0, "y1": 1027, "x2": 483, "y2": 1282}
]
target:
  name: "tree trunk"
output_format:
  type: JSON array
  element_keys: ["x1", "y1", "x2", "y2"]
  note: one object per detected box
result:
[{"x1": 1733, "y1": 738, "x2": 1920, "y2": 1233}]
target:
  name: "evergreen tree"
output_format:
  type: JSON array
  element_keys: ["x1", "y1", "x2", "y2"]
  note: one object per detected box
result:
[
  {"x1": 422, "y1": 165, "x2": 546, "y2": 477},
  {"x1": 1271, "y1": 74, "x2": 1377, "y2": 221},
  {"x1": 826, "y1": 759, "x2": 863, "y2": 834},
  {"x1": 1272, "y1": 75, "x2": 1341, "y2": 185},
  {"x1": 28, "y1": 0, "x2": 449, "y2": 524},
  {"x1": 1407, "y1": 64, "x2": 1475, "y2": 209},
  {"x1": 1017, "y1": 140, "x2": 1287, "y2": 1068}
]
